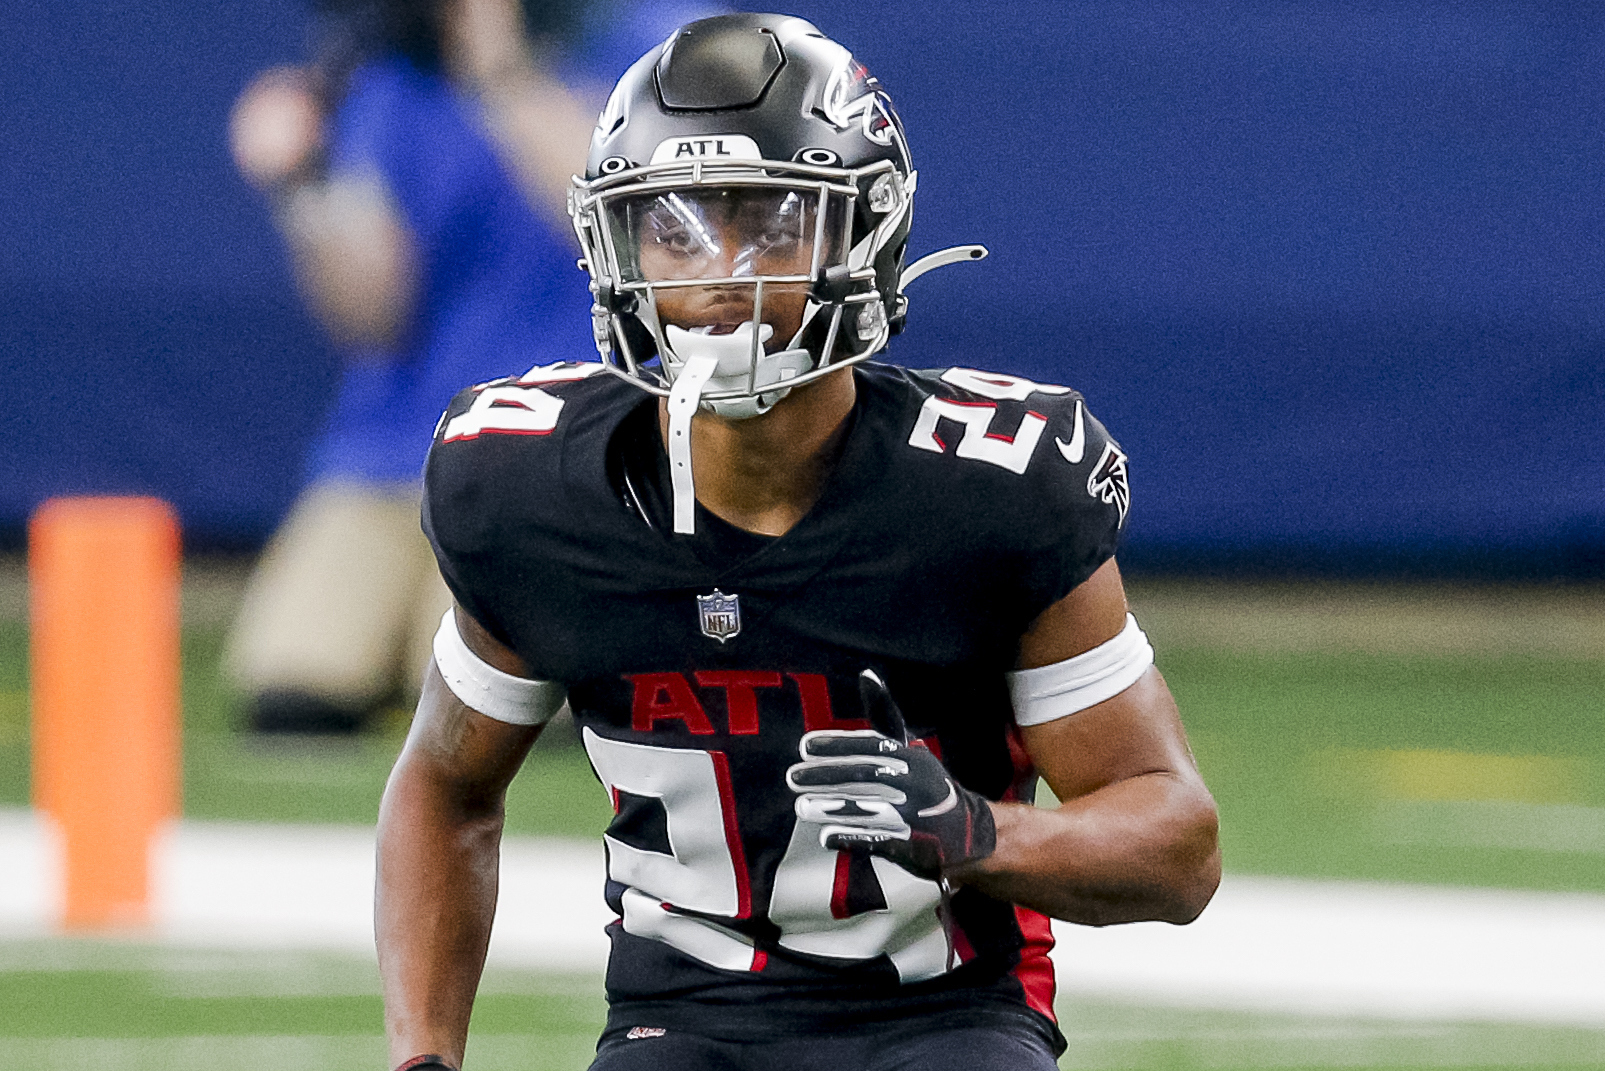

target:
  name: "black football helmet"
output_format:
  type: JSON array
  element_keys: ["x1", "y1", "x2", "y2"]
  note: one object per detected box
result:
[{"x1": 568, "y1": 13, "x2": 983, "y2": 421}]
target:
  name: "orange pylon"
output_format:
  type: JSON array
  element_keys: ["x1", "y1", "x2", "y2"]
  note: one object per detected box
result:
[{"x1": 29, "y1": 496, "x2": 181, "y2": 930}]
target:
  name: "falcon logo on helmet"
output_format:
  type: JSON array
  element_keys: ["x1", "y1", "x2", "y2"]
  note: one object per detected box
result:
[
  {"x1": 568, "y1": 13, "x2": 986, "y2": 533},
  {"x1": 820, "y1": 57, "x2": 905, "y2": 153}
]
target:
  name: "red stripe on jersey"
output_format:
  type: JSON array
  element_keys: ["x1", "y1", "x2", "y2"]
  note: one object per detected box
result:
[
  {"x1": 1001, "y1": 723, "x2": 1035, "y2": 803},
  {"x1": 441, "y1": 427, "x2": 557, "y2": 443},
  {"x1": 514, "y1": 372, "x2": 595, "y2": 386},
  {"x1": 830, "y1": 849, "x2": 852, "y2": 920},
  {"x1": 708, "y1": 750, "x2": 752, "y2": 919},
  {"x1": 1000, "y1": 724, "x2": 1055, "y2": 1013},
  {"x1": 750, "y1": 948, "x2": 768, "y2": 972},
  {"x1": 1011, "y1": 905, "x2": 1058, "y2": 1021}
]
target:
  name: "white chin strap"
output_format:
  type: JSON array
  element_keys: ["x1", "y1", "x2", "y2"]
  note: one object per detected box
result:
[
  {"x1": 666, "y1": 354, "x2": 717, "y2": 535},
  {"x1": 661, "y1": 321, "x2": 817, "y2": 536}
]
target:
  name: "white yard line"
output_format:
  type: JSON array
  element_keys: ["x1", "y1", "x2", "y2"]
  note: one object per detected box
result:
[{"x1": 2, "y1": 809, "x2": 1603, "y2": 1026}]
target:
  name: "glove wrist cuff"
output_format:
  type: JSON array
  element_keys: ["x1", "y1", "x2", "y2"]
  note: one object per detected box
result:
[{"x1": 954, "y1": 787, "x2": 998, "y2": 873}]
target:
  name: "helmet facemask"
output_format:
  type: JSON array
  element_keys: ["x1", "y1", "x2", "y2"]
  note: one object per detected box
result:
[{"x1": 572, "y1": 156, "x2": 912, "y2": 420}]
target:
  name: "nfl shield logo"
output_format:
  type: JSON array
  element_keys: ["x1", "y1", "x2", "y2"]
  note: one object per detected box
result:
[{"x1": 696, "y1": 589, "x2": 741, "y2": 643}]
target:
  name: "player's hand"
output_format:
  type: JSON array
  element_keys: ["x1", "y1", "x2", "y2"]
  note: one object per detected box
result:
[
  {"x1": 786, "y1": 672, "x2": 996, "y2": 881},
  {"x1": 230, "y1": 66, "x2": 324, "y2": 190}
]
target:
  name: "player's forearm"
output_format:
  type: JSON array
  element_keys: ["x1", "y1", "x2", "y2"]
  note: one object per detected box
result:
[
  {"x1": 276, "y1": 177, "x2": 417, "y2": 348},
  {"x1": 375, "y1": 756, "x2": 504, "y2": 1068},
  {"x1": 957, "y1": 771, "x2": 1220, "y2": 926}
]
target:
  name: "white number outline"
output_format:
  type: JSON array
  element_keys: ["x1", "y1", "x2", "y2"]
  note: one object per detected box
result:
[
  {"x1": 441, "y1": 363, "x2": 605, "y2": 442},
  {"x1": 581, "y1": 728, "x2": 949, "y2": 981},
  {"x1": 906, "y1": 368, "x2": 1071, "y2": 474}
]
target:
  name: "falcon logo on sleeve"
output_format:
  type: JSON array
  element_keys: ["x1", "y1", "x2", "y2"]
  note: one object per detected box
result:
[{"x1": 1087, "y1": 441, "x2": 1130, "y2": 526}]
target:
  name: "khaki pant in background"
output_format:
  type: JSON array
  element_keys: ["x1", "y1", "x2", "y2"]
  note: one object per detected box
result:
[{"x1": 224, "y1": 481, "x2": 452, "y2": 712}]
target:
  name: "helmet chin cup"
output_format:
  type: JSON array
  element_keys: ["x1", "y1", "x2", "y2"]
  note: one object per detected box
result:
[
  {"x1": 664, "y1": 321, "x2": 774, "y2": 376},
  {"x1": 663, "y1": 323, "x2": 815, "y2": 419}
]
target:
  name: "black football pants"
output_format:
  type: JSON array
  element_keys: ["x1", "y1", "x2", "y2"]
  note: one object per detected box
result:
[{"x1": 587, "y1": 1013, "x2": 1060, "y2": 1071}]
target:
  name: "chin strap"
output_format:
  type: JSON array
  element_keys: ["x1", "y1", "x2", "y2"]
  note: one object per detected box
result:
[{"x1": 666, "y1": 354, "x2": 717, "y2": 535}]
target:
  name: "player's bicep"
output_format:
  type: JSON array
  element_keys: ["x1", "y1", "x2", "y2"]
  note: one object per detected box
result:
[
  {"x1": 454, "y1": 602, "x2": 529, "y2": 677},
  {"x1": 1010, "y1": 557, "x2": 1201, "y2": 802},
  {"x1": 399, "y1": 601, "x2": 555, "y2": 800},
  {"x1": 404, "y1": 661, "x2": 542, "y2": 803},
  {"x1": 1019, "y1": 669, "x2": 1199, "y2": 805},
  {"x1": 1015, "y1": 557, "x2": 1129, "y2": 671}
]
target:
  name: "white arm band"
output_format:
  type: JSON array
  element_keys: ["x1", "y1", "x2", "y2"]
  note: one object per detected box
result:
[
  {"x1": 432, "y1": 610, "x2": 566, "y2": 726},
  {"x1": 1007, "y1": 613, "x2": 1155, "y2": 726}
]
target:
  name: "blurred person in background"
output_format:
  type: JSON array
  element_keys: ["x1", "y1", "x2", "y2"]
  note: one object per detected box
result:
[{"x1": 226, "y1": 0, "x2": 697, "y2": 733}]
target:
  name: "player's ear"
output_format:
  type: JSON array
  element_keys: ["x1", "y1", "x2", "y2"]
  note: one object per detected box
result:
[{"x1": 858, "y1": 669, "x2": 907, "y2": 742}]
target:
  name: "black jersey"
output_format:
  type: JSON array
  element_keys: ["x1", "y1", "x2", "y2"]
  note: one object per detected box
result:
[{"x1": 423, "y1": 359, "x2": 1127, "y2": 1039}]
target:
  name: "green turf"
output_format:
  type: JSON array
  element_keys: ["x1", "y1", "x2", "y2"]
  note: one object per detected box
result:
[
  {"x1": 1054, "y1": 999, "x2": 1605, "y2": 1069},
  {"x1": 1165, "y1": 649, "x2": 1605, "y2": 893},
  {"x1": 3, "y1": 622, "x2": 1603, "y2": 890},
  {"x1": 181, "y1": 626, "x2": 610, "y2": 838},
  {"x1": 0, "y1": 944, "x2": 604, "y2": 1070},
  {"x1": 0, "y1": 621, "x2": 27, "y2": 807},
  {"x1": 0, "y1": 621, "x2": 614, "y2": 836},
  {"x1": 0, "y1": 968, "x2": 381, "y2": 1037},
  {"x1": 1, "y1": 944, "x2": 1602, "y2": 1070}
]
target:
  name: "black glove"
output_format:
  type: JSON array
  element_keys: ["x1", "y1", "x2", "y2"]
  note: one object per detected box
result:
[{"x1": 786, "y1": 671, "x2": 996, "y2": 881}]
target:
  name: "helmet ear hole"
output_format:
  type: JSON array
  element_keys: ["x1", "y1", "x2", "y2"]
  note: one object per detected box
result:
[{"x1": 599, "y1": 156, "x2": 631, "y2": 175}]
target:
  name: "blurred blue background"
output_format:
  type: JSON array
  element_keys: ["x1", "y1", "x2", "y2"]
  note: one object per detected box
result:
[{"x1": 3, "y1": 0, "x2": 1601, "y2": 574}]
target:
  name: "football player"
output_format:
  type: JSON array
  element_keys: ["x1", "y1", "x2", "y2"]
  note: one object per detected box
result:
[{"x1": 377, "y1": 13, "x2": 1220, "y2": 1071}]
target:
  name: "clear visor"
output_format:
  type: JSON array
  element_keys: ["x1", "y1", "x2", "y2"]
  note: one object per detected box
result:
[{"x1": 605, "y1": 186, "x2": 844, "y2": 286}]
